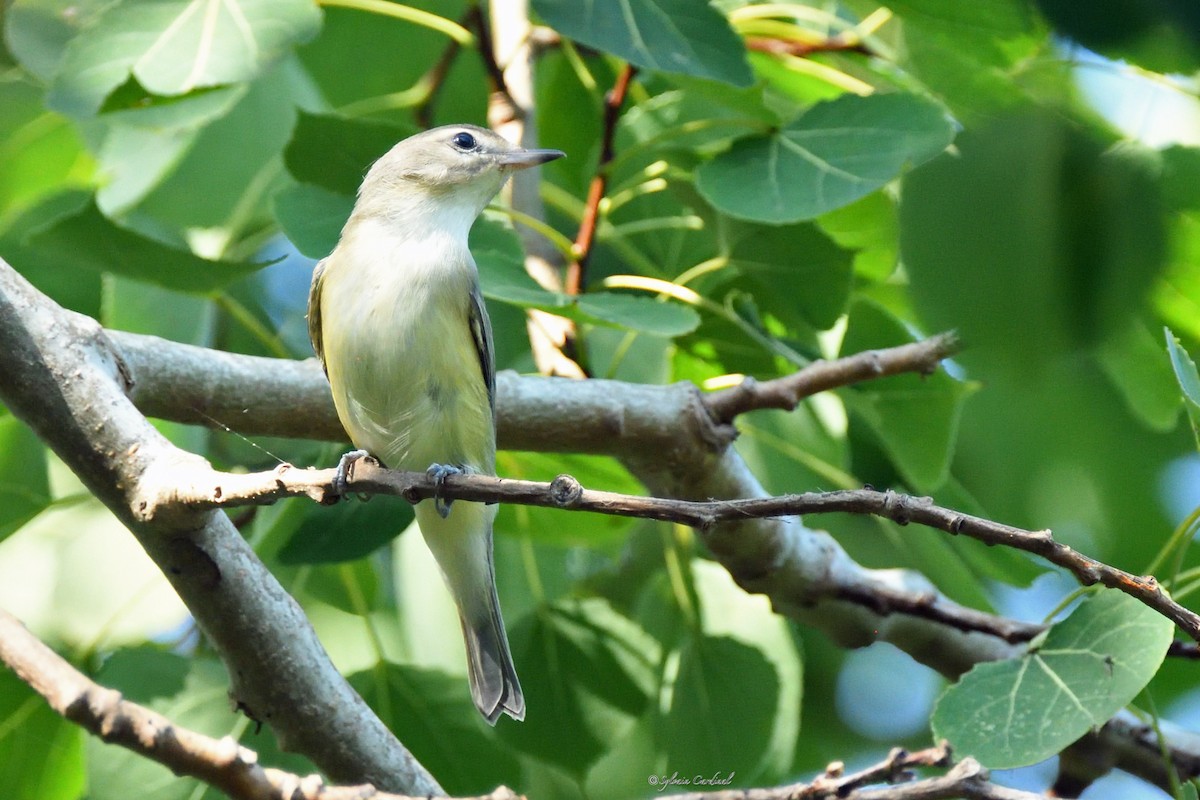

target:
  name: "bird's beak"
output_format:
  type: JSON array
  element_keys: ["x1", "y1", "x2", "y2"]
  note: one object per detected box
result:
[{"x1": 498, "y1": 148, "x2": 566, "y2": 170}]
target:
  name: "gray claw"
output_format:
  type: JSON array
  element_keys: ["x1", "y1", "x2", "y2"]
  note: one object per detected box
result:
[
  {"x1": 427, "y1": 463, "x2": 463, "y2": 518},
  {"x1": 333, "y1": 449, "x2": 371, "y2": 497}
]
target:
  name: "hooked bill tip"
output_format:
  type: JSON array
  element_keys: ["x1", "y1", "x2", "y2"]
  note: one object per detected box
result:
[{"x1": 498, "y1": 148, "x2": 566, "y2": 169}]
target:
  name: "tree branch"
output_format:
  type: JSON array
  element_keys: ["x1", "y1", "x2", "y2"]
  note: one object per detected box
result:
[
  {"x1": 0, "y1": 606, "x2": 510, "y2": 800},
  {"x1": 703, "y1": 332, "x2": 961, "y2": 424},
  {"x1": 659, "y1": 744, "x2": 1041, "y2": 800},
  {"x1": 149, "y1": 461, "x2": 1200, "y2": 643},
  {"x1": 0, "y1": 259, "x2": 440, "y2": 795},
  {"x1": 7, "y1": 259, "x2": 1193, "y2": 791},
  {"x1": 0, "y1": 604, "x2": 1035, "y2": 800}
]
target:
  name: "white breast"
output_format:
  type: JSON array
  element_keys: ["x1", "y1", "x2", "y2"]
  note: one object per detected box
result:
[{"x1": 319, "y1": 217, "x2": 496, "y2": 473}]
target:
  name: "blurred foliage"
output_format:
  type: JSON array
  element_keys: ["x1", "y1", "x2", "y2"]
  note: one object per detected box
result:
[{"x1": 1, "y1": 0, "x2": 1200, "y2": 797}]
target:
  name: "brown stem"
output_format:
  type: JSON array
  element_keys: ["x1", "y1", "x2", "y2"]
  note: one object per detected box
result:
[{"x1": 566, "y1": 63, "x2": 638, "y2": 295}]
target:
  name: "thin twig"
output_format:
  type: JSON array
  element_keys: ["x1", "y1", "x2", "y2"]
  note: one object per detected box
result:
[
  {"x1": 657, "y1": 744, "x2": 1041, "y2": 799},
  {"x1": 153, "y1": 462, "x2": 1200, "y2": 643},
  {"x1": 704, "y1": 332, "x2": 961, "y2": 424},
  {"x1": 567, "y1": 62, "x2": 638, "y2": 294}
]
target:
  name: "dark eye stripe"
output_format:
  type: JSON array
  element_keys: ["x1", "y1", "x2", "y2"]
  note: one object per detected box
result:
[{"x1": 452, "y1": 131, "x2": 477, "y2": 151}]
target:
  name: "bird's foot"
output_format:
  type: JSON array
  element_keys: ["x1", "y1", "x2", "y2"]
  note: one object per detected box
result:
[
  {"x1": 427, "y1": 463, "x2": 464, "y2": 519},
  {"x1": 332, "y1": 449, "x2": 371, "y2": 497}
]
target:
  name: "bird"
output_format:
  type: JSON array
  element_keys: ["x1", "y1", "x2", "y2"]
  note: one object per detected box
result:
[{"x1": 307, "y1": 124, "x2": 564, "y2": 724}]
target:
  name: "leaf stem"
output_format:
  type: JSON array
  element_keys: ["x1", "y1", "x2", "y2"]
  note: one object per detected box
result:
[{"x1": 316, "y1": 0, "x2": 474, "y2": 45}]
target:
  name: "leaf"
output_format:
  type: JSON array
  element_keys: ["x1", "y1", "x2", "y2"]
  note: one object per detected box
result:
[
  {"x1": 689, "y1": 560, "x2": 801, "y2": 781},
  {"x1": 0, "y1": 80, "x2": 95, "y2": 228},
  {"x1": 726, "y1": 220, "x2": 854, "y2": 331},
  {"x1": 107, "y1": 60, "x2": 304, "y2": 236},
  {"x1": 532, "y1": 0, "x2": 753, "y2": 88},
  {"x1": 88, "y1": 651, "x2": 233, "y2": 800},
  {"x1": 0, "y1": 669, "x2": 84, "y2": 800},
  {"x1": 278, "y1": 495, "x2": 413, "y2": 565},
  {"x1": 284, "y1": 113, "x2": 415, "y2": 195},
  {"x1": 4, "y1": 194, "x2": 266, "y2": 292},
  {"x1": 886, "y1": 0, "x2": 1045, "y2": 122},
  {"x1": 48, "y1": 0, "x2": 321, "y2": 117},
  {"x1": 1095, "y1": 321, "x2": 1181, "y2": 432},
  {"x1": 498, "y1": 598, "x2": 659, "y2": 775},
  {"x1": 902, "y1": 113, "x2": 1168, "y2": 374},
  {"x1": 840, "y1": 299, "x2": 974, "y2": 491},
  {"x1": 696, "y1": 93, "x2": 955, "y2": 224},
  {"x1": 932, "y1": 589, "x2": 1174, "y2": 769},
  {"x1": 274, "y1": 182, "x2": 353, "y2": 259},
  {"x1": 350, "y1": 664, "x2": 521, "y2": 795},
  {"x1": 476, "y1": 246, "x2": 700, "y2": 336},
  {"x1": 665, "y1": 636, "x2": 777, "y2": 783},
  {"x1": 618, "y1": 82, "x2": 779, "y2": 154},
  {"x1": 4, "y1": 0, "x2": 113, "y2": 81},
  {"x1": 576, "y1": 293, "x2": 700, "y2": 337},
  {"x1": 0, "y1": 412, "x2": 51, "y2": 544},
  {"x1": 1166, "y1": 327, "x2": 1200, "y2": 448}
]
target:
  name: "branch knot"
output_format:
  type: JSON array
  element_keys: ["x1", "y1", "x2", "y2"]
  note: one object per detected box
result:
[{"x1": 550, "y1": 474, "x2": 583, "y2": 506}]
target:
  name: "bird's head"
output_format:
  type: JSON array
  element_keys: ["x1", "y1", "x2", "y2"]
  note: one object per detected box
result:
[{"x1": 353, "y1": 124, "x2": 564, "y2": 234}]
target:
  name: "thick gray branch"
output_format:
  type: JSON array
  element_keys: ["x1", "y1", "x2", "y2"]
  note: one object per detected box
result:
[{"x1": 0, "y1": 260, "x2": 440, "y2": 795}]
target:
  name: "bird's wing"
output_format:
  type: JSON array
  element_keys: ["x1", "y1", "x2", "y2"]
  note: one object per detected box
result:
[
  {"x1": 468, "y1": 283, "x2": 496, "y2": 414},
  {"x1": 307, "y1": 258, "x2": 329, "y2": 375}
]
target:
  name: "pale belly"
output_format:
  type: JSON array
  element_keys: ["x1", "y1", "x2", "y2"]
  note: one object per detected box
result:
[{"x1": 319, "y1": 254, "x2": 495, "y2": 475}]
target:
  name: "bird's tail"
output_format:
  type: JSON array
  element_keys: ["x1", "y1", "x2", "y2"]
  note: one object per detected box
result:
[
  {"x1": 460, "y1": 578, "x2": 525, "y2": 724},
  {"x1": 415, "y1": 500, "x2": 524, "y2": 724}
]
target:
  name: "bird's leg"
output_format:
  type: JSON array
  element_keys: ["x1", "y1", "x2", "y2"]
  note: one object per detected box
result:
[
  {"x1": 332, "y1": 449, "x2": 371, "y2": 497},
  {"x1": 427, "y1": 463, "x2": 464, "y2": 518}
]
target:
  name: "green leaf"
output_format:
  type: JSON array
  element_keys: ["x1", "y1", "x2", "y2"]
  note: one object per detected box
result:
[
  {"x1": 48, "y1": 0, "x2": 321, "y2": 117},
  {"x1": 350, "y1": 663, "x2": 521, "y2": 795},
  {"x1": 0, "y1": 80, "x2": 95, "y2": 229},
  {"x1": 576, "y1": 293, "x2": 700, "y2": 337},
  {"x1": 532, "y1": 0, "x2": 753, "y2": 88},
  {"x1": 499, "y1": 598, "x2": 659, "y2": 775},
  {"x1": 1166, "y1": 327, "x2": 1200, "y2": 448},
  {"x1": 476, "y1": 245, "x2": 700, "y2": 336},
  {"x1": 689, "y1": 560, "x2": 801, "y2": 780},
  {"x1": 274, "y1": 182, "x2": 353, "y2": 259},
  {"x1": 932, "y1": 589, "x2": 1174, "y2": 769},
  {"x1": 887, "y1": 0, "x2": 1045, "y2": 122},
  {"x1": 88, "y1": 651, "x2": 233, "y2": 800},
  {"x1": 302, "y1": 559, "x2": 380, "y2": 614},
  {"x1": 696, "y1": 93, "x2": 955, "y2": 224},
  {"x1": 278, "y1": 495, "x2": 413, "y2": 565},
  {"x1": 664, "y1": 636, "x2": 778, "y2": 782},
  {"x1": 840, "y1": 299, "x2": 973, "y2": 491},
  {"x1": 4, "y1": 0, "x2": 112, "y2": 81},
  {"x1": 0, "y1": 668, "x2": 85, "y2": 800},
  {"x1": 1095, "y1": 321, "x2": 1181, "y2": 432},
  {"x1": 618, "y1": 82, "x2": 778, "y2": 155},
  {"x1": 903, "y1": 113, "x2": 1168, "y2": 375},
  {"x1": 817, "y1": 191, "x2": 899, "y2": 282},
  {"x1": 4, "y1": 194, "x2": 266, "y2": 292},
  {"x1": 107, "y1": 59, "x2": 305, "y2": 238},
  {"x1": 726, "y1": 220, "x2": 853, "y2": 330},
  {"x1": 284, "y1": 113, "x2": 415, "y2": 195},
  {"x1": 1162, "y1": 146, "x2": 1200, "y2": 212},
  {"x1": 0, "y1": 413, "x2": 51, "y2": 543}
]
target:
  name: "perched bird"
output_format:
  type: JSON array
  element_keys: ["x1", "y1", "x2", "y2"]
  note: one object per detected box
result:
[{"x1": 307, "y1": 124, "x2": 564, "y2": 723}]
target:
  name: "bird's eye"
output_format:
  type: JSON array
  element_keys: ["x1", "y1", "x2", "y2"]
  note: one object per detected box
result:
[{"x1": 451, "y1": 131, "x2": 478, "y2": 151}]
